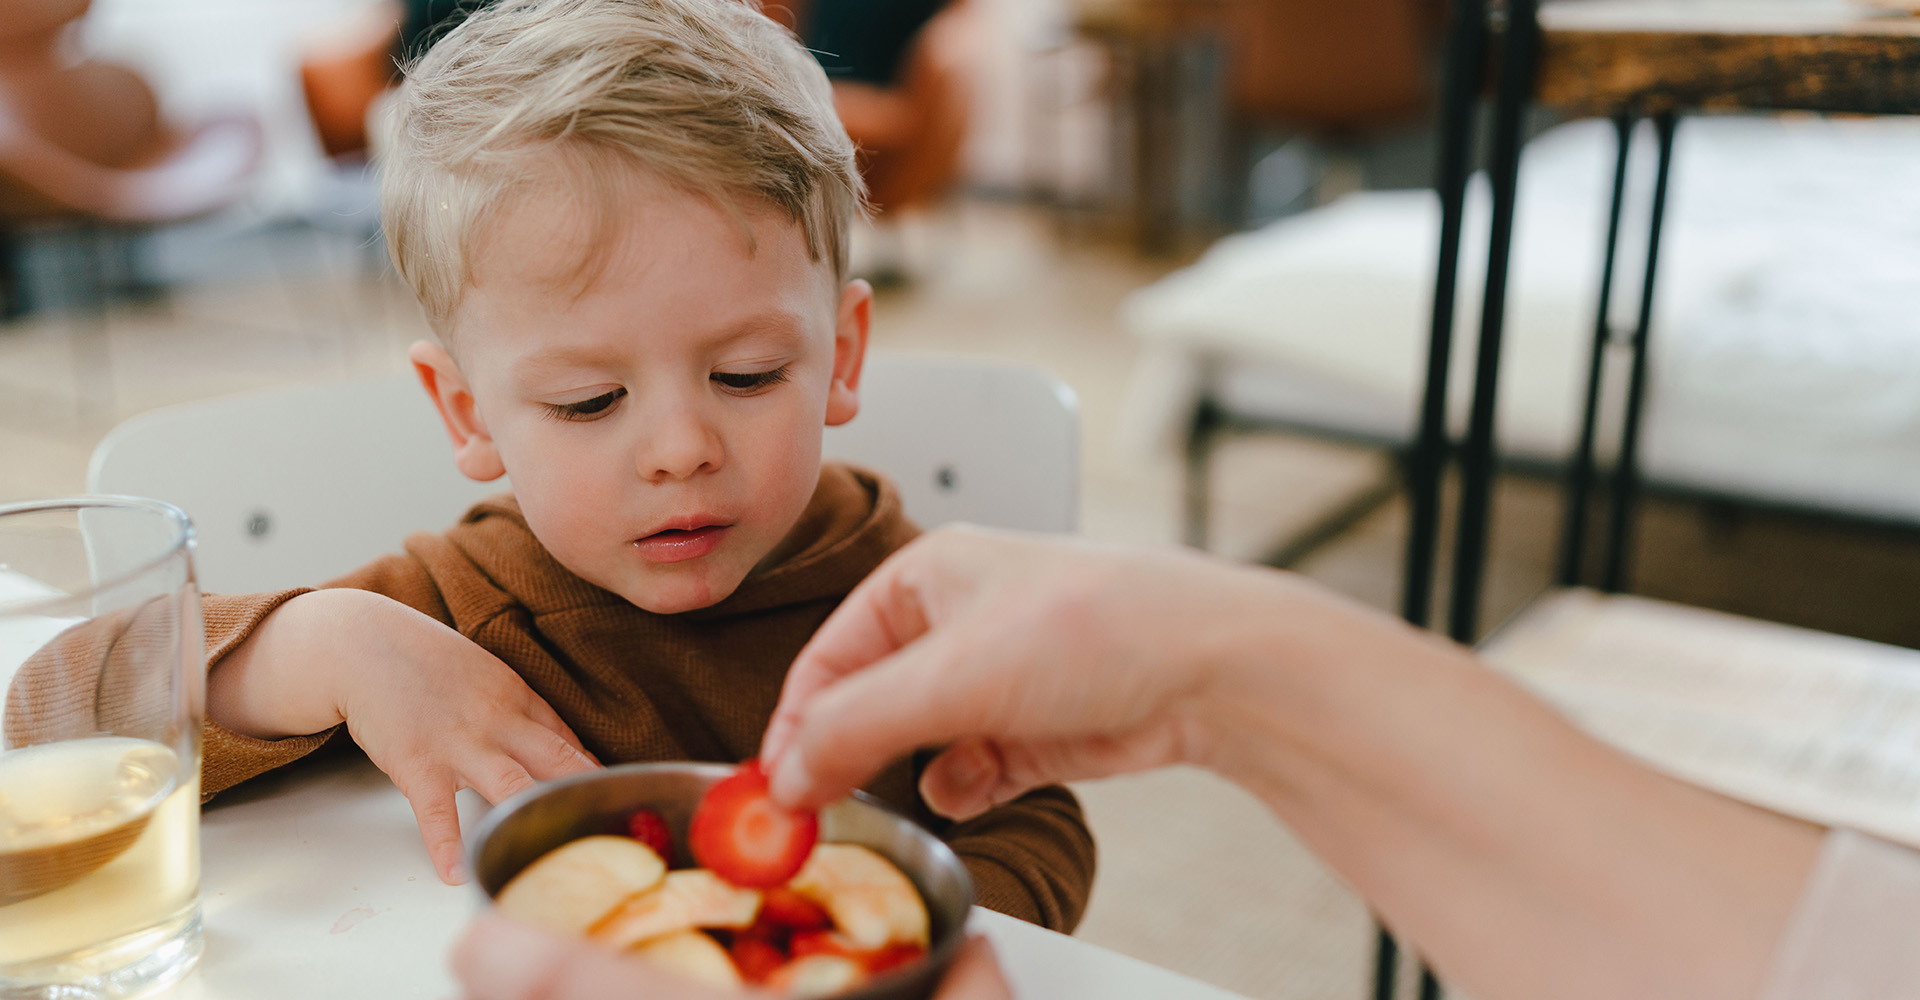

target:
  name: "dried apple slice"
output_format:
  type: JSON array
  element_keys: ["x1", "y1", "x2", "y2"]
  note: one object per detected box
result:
[
  {"x1": 592, "y1": 869, "x2": 763, "y2": 949},
  {"x1": 787, "y1": 843, "x2": 929, "y2": 949},
  {"x1": 765, "y1": 954, "x2": 867, "y2": 997},
  {"x1": 633, "y1": 930, "x2": 744, "y2": 990},
  {"x1": 495, "y1": 835, "x2": 666, "y2": 935}
]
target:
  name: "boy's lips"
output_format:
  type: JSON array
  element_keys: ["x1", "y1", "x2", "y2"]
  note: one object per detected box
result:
[{"x1": 632, "y1": 521, "x2": 732, "y2": 564}]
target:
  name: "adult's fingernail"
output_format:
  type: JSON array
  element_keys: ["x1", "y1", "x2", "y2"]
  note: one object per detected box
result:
[
  {"x1": 768, "y1": 746, "x2": 812, "y2": 807},
  {"x1": 448, "y1": 858, "x2": 471, "y2": 885},
  {"x1": 946, "y1": 741, "x2": 995, "y2": 795}
]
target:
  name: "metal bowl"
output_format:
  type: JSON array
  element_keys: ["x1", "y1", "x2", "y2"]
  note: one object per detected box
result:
[{"x1": 467, "y1": 762, "x2": 973, "y2": 1000}]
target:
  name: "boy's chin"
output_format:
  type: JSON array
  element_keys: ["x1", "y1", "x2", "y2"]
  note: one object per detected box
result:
[{"x1": 617, "y1": 567, "x2": 745, "y2": 615}]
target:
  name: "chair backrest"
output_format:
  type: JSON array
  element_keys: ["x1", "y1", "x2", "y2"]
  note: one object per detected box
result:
[{"x1": 87, "y1": 354, "x2": 1079, "y2": 594}]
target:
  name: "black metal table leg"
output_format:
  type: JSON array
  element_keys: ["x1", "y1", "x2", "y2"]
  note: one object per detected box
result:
[
  {"x1": 1184, "y1": 387, "x2": 1220, "y2": 550},
  {"x1": 1446, "y1": 0, "x2": 1542, "y2": 646},
  {"x1": 1401, "y1": 0, "x2": 1490, "y2": 633},
  {"x1": 1557, "y1": 113, "x2": 1637, "y2": 586},
  {"x1": 0, "y1": 224, "x2": 23, "y2": 320},
  {"x1": 1601, "y1": 112, "x2": 1678, "y2": 592}
]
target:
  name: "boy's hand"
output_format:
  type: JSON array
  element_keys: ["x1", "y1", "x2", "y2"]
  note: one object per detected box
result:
[
  {"x1": 332, "y1": 596, "x2": 600, "y2": 883},
  {"x1": 211, "y1": 590, "x2": 600, "y2": 883}
]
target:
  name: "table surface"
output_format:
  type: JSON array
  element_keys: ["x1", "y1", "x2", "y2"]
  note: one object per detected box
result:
[
  {"x1": 1534, "y1": 0, "x2": 1920, "y2": 115},
  {"x1": 150, "y1": 752, "x2": 1250, "y2": 1000}
]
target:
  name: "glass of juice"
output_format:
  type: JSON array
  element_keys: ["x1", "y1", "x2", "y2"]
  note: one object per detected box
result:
[{"x1": 0, "y1": 497, "x2": 203, "y2": 999}]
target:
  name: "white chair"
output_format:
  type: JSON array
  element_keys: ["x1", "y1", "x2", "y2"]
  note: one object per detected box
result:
[{"x1": 86, "y1": 354, "x2": 1079, "y2": 594}]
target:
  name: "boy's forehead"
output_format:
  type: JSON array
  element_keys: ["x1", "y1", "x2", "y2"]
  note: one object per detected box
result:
[{"x1": 453, "y1": 163, "x2": 837, "y2": 352}]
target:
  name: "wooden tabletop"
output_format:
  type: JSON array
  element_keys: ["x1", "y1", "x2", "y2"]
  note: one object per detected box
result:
[{"x1": 1536, "y1": 0, "x2": 1920, "y2": 115}]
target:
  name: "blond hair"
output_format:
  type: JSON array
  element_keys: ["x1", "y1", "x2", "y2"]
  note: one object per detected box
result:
[{"x1": 379, "y1": 0, "x2": 863, "y2": 326}]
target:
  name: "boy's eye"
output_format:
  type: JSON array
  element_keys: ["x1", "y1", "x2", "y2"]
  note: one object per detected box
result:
[
  {"x1": 543, "y1": 388, "x2": 626, "y2": 421},
  {"x1": 711, "y1": 367, "x2": 791, "y2": 393}
]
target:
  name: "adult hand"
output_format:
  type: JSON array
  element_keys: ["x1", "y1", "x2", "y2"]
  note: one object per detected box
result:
[
  {"x1": 760, "y1": 526, "x2": 1824, "y2": 1000},
  {"x1": 450, "y1": 912, "x2": 1014, "y2": 999},
  {"x1": 760, "y1": 526, "x2": 1304, "y2": 815}
]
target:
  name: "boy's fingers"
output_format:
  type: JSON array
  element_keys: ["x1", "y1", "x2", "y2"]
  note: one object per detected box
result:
[
  {"x1": 522, "y1": 696, "x2": 600, "y2": 765},
  {"x1": 512, "y1": 720, "x2": 601, "y2": 781},
  {"x1": 402, "y1": 773, "x2": 469, "y2": 884},
  {"x1": 463, "y1": 754, "x2": 541, "y2": 807}
]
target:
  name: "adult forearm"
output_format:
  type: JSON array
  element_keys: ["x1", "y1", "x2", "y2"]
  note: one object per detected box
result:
[{"x1": 1198, "y1": 577, "x2": 1821, "y2": 1000}]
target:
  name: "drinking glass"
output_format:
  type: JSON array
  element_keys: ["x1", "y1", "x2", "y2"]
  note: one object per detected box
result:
[{"x1": 0, "y1": 497, "x2": 203, "y2": 999}]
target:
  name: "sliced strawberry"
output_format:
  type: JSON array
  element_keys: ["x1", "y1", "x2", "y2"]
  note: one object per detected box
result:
[
  {"x1": 689, "y1": 760, "x2": 818, "y2": 888},
  {"x1": 728, "y1": 934, "x2": 786, "y2": 984},
  {"x1": 865, "y1": 943, "x2": 928, "y2": 976},
  {"x1": 788, "y1": 929, "x2": 844, "y2": 961},
  {"x1": 626, "y1": 808, "x2": 673, "y2": 862},
  {"x1": 790, "y1": 930, "x2": 926, "y2": 976},
  {"x1": 758, "y1": 887, "x2": 832, "y2": 931}
]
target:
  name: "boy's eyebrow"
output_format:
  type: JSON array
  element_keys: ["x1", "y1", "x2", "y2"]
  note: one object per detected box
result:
[
  {"x1": 714, "y1": 309, "x2": 810, "y2": 347},
  {"x1": 512, "y1": 309, "x2": 816, "y2": 382}
]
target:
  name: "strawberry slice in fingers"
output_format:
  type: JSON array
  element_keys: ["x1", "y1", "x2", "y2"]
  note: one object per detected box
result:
[{"x1": 690, "y1": 760, "x2": 819, "y2": 888}]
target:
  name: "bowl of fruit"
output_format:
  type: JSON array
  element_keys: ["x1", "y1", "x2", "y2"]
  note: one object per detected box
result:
[{"x1": 467, "y1": 761, "x2": 973, "y2": 999}]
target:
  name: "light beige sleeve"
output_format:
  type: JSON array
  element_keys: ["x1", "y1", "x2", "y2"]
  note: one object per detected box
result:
[{"x1": 1757, "y1": 829, "x2": 1920, "y2": 1000}]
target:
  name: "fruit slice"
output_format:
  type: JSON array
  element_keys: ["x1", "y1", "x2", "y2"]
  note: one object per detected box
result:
[
  {"x1": 592, "y1": 869, "x2": 764, "y2": 950},
  {"x1": 758, "y1": 886, "x2": 832, "y2": 931},
  {"x1": 790, "y1": 930, "x2": 927, "y2": 975},
  {"x1": 632, "y1": 930, "x2": 743, "y2": 990},
  {"x1": 627, "y1": 808, "x2": 673, "y2": 862},
  {"x1": 728, "y1": 934, "x2": 787, "y2": 984},
  {"x1": 787, "y1": 843, "x2": 930, "y2": 949},
  {"x1": 495, "y1": 835, "x2": 666, "y2": 935},
  {"x1": 765, "y1": 955, "x2": 867, "y2": 997},
  {"x1": 688, "y1": 761, "x2": 818, "y2": 888}
]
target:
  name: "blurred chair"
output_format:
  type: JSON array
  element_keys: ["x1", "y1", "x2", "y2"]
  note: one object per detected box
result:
[
  {"x1": 1220, "y1": 0, "x2": 1437, "y2": 217},
  {"x1": 87, "y1": 355, "x2": 1078, "y2": 594},
  {"x1": 779, "y1": 0, "x2": 981, "y2": 214},
  {"x1": 0, "y1": 0, "x2": 262, "y2": 321},
  {"x1": 1074, "y1": 0, "x2": 1439, "y2": 249}
]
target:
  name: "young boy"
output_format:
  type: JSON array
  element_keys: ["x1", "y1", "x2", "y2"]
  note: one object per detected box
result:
[{"x1": 190, "y1": 0, "x2": 1092, "y2": 930}]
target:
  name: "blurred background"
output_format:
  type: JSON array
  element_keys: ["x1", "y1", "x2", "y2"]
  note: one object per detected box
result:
[{"x1": 5, "y1": 1, "x2": 1920, "y2": 997}]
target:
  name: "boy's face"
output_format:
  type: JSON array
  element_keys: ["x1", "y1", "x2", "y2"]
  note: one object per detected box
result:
[{"x1": 412, "y1": 171, "x2": 870, "y2": 614}]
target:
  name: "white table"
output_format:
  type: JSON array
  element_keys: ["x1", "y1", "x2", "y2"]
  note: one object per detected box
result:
[{"x1": 154, "y1": 751, "x2": 1250, "y2": 999}]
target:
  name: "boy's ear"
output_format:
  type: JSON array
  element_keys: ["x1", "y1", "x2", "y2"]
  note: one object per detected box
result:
[
  {"x1": 824, "y1": 278, "x2": 871, "y2": 427},
  {"x1": 409, "y1": 340, "x2": 507, "y2": 482}
]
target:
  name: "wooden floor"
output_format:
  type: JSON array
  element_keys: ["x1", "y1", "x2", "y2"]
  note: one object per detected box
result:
[{"x1": 3, "y1": 199, "x2": 1917, "y2": 999}]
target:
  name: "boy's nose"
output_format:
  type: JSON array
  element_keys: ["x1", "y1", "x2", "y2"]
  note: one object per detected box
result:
[{"x1": 637, "y1": 406, "x2": 722, "y2": 482}]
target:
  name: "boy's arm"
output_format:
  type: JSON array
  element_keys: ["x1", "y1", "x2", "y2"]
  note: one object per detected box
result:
[
  {"x1": 204, "y1": 552, "x2": 597, "y2": 883},
  {"x1": 938, "y1": 784, "x2": 1097, "y2": 933},
  {"x1": 198, "y1": 551, "x2": 454, "y2": 796}
]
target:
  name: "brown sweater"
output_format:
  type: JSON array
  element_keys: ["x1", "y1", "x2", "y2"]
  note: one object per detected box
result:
[{"x1": 195, "y1": 463, "x2": 1092, "y2": 931}]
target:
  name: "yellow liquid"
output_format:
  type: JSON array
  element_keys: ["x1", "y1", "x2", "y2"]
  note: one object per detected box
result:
[{"x1": 0, "y1": 737, "x2": 200, "y2": 967}]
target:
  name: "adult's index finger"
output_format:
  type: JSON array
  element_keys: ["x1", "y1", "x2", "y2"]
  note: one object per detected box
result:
[
  {"x1": 767, "y1": 629, "x2": 1002, "y2": 809},
  {"x1": 761, "y1": 552, "x2": 934, "y2": 766}
]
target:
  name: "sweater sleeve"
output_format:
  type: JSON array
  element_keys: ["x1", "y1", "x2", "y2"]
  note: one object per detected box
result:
[
  {"x1": 940, "y1": 784, "x2": 1097, "y2": 933},
  {"x1": 196, "y1": 549, "x2": 456, "y2": 800}
]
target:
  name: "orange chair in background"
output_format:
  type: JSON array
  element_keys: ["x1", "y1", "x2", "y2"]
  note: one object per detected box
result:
[{"x1": 297, "y1": 0, "x2": 979, "y2": 216}]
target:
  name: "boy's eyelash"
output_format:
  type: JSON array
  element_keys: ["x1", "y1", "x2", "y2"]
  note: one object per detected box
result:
[
  {"x1": 711, "y1": 367, "x2": 791, "y2": 392},
  {"x1": 542, "y1": 387, "x2": 626, "y2": 422}
]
